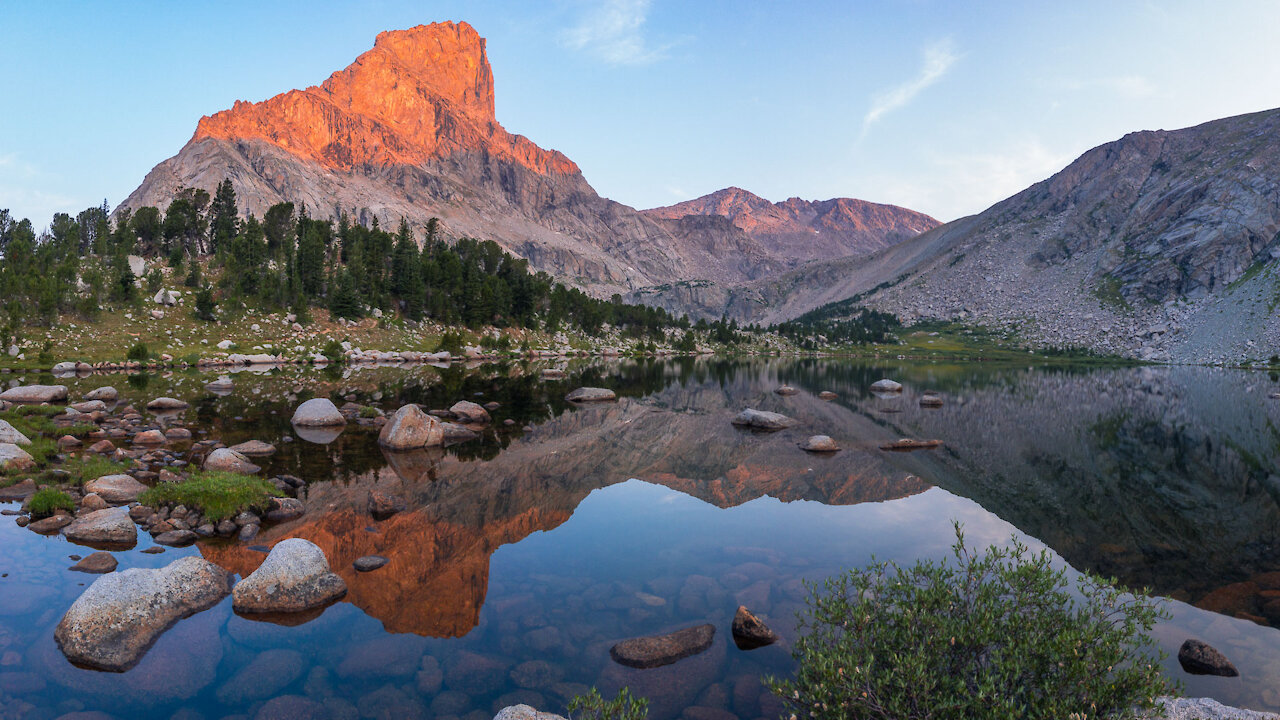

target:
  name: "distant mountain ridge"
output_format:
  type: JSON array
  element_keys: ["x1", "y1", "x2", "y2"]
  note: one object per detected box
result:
[
  {"x1": 703, "y1": 108, "x2": 1280, "y2": 362},
  {"x1": 119, "y1": 21, "x2": 935, "y2": 306},
  {"x1": 643, "y1": 186, "x2": 939, "y2": 263}
]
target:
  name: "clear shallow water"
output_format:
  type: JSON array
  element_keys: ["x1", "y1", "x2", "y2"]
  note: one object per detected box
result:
[{"x1": 2, "y1": 358, "x2": 1280, "y2": 718}]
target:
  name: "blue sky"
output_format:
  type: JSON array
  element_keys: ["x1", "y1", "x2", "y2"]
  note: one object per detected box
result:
[{"x1": 3, "y1": 0, "x2": 1280, "y2": 226}]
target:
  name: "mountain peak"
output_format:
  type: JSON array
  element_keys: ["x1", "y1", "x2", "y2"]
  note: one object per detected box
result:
[{"x1": 192, "y1": 21, "x2": 575, "y2": 175}]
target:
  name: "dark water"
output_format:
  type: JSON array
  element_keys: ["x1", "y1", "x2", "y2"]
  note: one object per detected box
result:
[{"x1": 3, "y1": 358, "x2": 1280, "y2": 719}]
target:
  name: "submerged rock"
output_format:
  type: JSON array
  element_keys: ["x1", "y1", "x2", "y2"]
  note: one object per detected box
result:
[
  {"x1": 354, "y1": 555, "x2": 389, "y2": 572},
  {"x1": 730, "y1": 408, "x2": 796, "y2": 431},
  {"x1": 879, "y1": 438, "x2": 943, "y2": 451},
  {"x1": 800, "y1": 435, "x2": 840, "y2": 452},
  {"x1": 378, "y1": 404, "x2": 444, "y2": 449},
  {"x1": 919, "y1": 392, "x2": 945, "y2": 407},
  {"x1": 566, "y1": 387, "x2": 616, "y2": 403},
  {"x1": 54, "y1": 556, "x2": 231, "y2": 671},
  {"x1": 291, "y1": 398, "x2": 346, "y2": 427},
  {"x1": 368, "y1": 491, "x2": 406, "y2": 519},
  {"x1": 731, "y1": 605, "x2": 778, "y2": 649},
  {"x1": 1177, "y1": 639, "x2": 1238, "y2": 677},
  {"x1": 84, "y1": 474, "x2": 149, "y2": 504},
  {"x1": 0, "y1": 384, "x2": 67, "y2": 403},
  {"x1": 232, "y1": 538, "x2": 347, "y2": 614},
  {"x1": 610, "y1": 624, "x2": 715, "y2": 669}
]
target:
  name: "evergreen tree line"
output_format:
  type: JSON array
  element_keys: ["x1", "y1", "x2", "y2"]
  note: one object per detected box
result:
[
  {"x1": 774, "y1": 306, "x2": 902, "y2": 348},
  {"x1": 0, "y1": 179, "x2": 707, "y2": 342}
]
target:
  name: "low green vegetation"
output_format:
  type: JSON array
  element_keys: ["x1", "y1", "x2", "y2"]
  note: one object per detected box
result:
[
  {"x1": 28, "y1": 487, "x2": 74, "y2": 518},
  {"x1": 567, "y1": 687, "x2": 649, "y2": 720},
  {"x1": 138, "y1": 470, "x2": 281, "y2": 521},
  {"x1": 22, "y1": 437, "x2": 59, "y2": 465},
  {"x1": 56, "y1": 455, "x2": 132, "y2": 486},
  {"x1": 1092, "y1": 273, "x2": 1132, "y2": 311},
  {"x1": 769, "y1": 523, "x2": 1174, "y2": 719}
]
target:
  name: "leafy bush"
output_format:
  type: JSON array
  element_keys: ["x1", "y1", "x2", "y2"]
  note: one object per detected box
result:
[
  {"x1": 37, "y1": 341, "x2": 54, "y2": 366},
  {"x1": 769, "y1": 523, "x2": 1174, "y2": 720},
  {"x1": 127, "y1": 342, "x2": 150, "y2": 361},
  {"x1": 29, "y1": 487, "x2": 74, "y2": 518},
  {"x1": 436, "y1": 329, "x2": 467, "y2": 355},
  {"x1": 358, "y1": 406, "x2": 380, "y2": 419},
  {"x1": 567, "y1": 687, "x2": 648, "y2": 720},
  {"x1": 139, "y1": 471, "x2": 280, "y2": 521},
  {"x1": 321, "y1": 337, "x2": 346, "y2": 365}
]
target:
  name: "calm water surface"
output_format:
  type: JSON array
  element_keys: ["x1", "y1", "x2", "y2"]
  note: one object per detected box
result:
[{"x1": 2, "y1": 358, "x2": 1280, "y2": 719}]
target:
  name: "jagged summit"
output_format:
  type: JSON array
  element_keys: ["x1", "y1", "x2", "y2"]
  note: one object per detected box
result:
[{"x1": 191, "y1": 21, "x2": 576, "y2": 175}]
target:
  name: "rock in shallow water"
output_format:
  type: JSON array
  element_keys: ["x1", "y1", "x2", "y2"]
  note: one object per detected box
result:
[
  {"x1": 493, "y1": 706, "x2": 567, "y2": 720},
  {"x1": 1177, "y1": 638, "x2": 1238, "y2": 676},
  {"x1": 54, "y1": 556, "x2": 231, "y2": 671},
  {"x1": 731, "y1": 605, "x2": 778, "y2": 649},
  {"x1": 65, "y1": 506, "x2": 137, "y2": 547},
  {"x1": 565, "y1": 387, "x2": 616, "y2": 403},
  {"x1": 377, "y1": 404, "x2": 443, "y2": 449},
  {"x1": 291, "y1": 398, "x2": 346, "y2": 427},
  {"x1": 870, "y1": 378, "x2": 902, "y2": 393},
  {"x1": 0, "y1": 384, "x2": 67, "y2": 403},
  {"x1": 203, "y1": 448, "x2": 261, "y2": 474},
  {"x1": 69, "y1": 551, "x2": 118, "y2": 574},
  {"x1": 799, "y1": 435, "x2": 839, "y2": 452},
  {"x1": 232, "y1": 538, "x2": 347, "y2": 614},
  {"x1": 730, "y1": 408, "x2": 795, "y2": 431},
  {"x1": 609, "y1": 624, "x2": 715, "y2": 669},
  {"x1": 450, "y1": 399, "x2": 492, "y2": 423},
  {"x1": 353, "y1": 555, "x2": 389, "y2": 572}
]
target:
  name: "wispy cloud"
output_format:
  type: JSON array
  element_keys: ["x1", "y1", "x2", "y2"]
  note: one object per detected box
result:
[
  {"x1": 1060, "y1": 74, "x2": 1157, "y2": 99},
  {"x1": 861, "y1": 40, "x2": 960, "y2": 136},
  {"x1": 561, "y1": 0, "x2": 671, "y2": 66}
]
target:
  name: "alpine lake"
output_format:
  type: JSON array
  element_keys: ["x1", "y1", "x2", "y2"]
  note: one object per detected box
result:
[{"x1": 2, "y1": 357, "x2": 1280, "y2": 719}]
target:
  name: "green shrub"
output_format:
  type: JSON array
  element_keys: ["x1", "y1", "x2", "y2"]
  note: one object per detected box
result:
[
  {"x1": 37, "y1": 341, "x2": 54, "y2": 366},
  {"x1": 29, "y1": 487, "x2": 74, "y2": 518},
  {"x1": 769, "y1": 523, "x2": 1174, "y2": 720},
  {"x1": 567, "y1": 687, "x2": 648, "y2": 720},
  {"x1": 321, "y1": 337, "x2": 346, "y2": 364},
  {"x1": 436, "y1": 329, "x2": 467, "y2": 355},
  {"x1": 127, "y1": 342, "x2": 150, "y2": 361},
  {"x1": 358, "y1": 406, "x2": 380, "y2": 418},
  {"x1": 139, "y1": 471, "x2": 281, "y2": 521}
]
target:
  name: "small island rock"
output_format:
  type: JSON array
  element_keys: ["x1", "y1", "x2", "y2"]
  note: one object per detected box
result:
[{"x1": 232, "y1": 538, "x2": 347, "y2": 613}]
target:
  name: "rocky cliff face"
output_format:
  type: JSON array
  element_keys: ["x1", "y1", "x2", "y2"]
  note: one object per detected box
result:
[
  {"x1": 700, "y1": 109, "x2": 1280, "y2": 362},
  {"x1": 119, "y1": 22, "x2": 932, "y2": 303},
  {"x1": 644, "y1": 186, "x2": 938, "y2": 262}
]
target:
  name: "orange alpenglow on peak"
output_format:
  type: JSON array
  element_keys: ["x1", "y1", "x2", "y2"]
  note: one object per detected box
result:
[{"x1": 193, "y1": 21, "x2": 578, "y2": 176}]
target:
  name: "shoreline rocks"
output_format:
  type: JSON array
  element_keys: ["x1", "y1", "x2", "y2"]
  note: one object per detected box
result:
[
  {"x1": 232, "y1": 538, "x2": 347, "y2": 614},
  {"x1": 203, "y1": 448, "x2": 262, "y2": 474},
  {"x1": 0, "y1": 384, "x2": 67, "y2": 403},
  {"x1": 146, "y1": 397, "x2": 189, "y2": 411},
  {"x1": 0, "y1": 419, "x2": 32, "y2": 446},
  {"x1": 0, "y1": 443, "x2": 35, "y2": 472},
  {"x1": 64, "y1": 506, "x2": 138, "y2": 547},
  {"x1": 800, "y1": 435, "x2": 840, "y2": 452},
  {"x1": 84, "y1": 475, "x2": 149, "y2": 504},
  {"x1": 54, "y1": 556, "x2": 231, "y2": 671},
  {"x1": 450, "y1": 400, "x2": 492, "y2": 423}
]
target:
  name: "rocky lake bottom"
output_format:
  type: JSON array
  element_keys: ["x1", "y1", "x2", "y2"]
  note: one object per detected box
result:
[{"x1": 2, "y1": 357, "x2": 1280, "y2": 719}]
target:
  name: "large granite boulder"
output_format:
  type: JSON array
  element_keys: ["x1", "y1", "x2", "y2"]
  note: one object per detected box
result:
[
  {"x1": 54, "y1": 556, "x2": 231, "y2": 671},
  {"x1": 290, "y1": 398, "x2": 346, "y2": 427},
  {"x1": 0, "y1": 419, "x2": 31, "y2": 446},
  {"x1": 378, "y1": 405, "x2": 444, "y2": 449},
  {"x1": 65, "y1": 506, "x2": 138, "y2": 547},
  {"x1": 203, "y1": 448, "x2": 261, "y2": 475},
  {"x1": 0, "y1": 443, "x2": 34, "y2": 472},
  {"x1": 0, "y1": 384, "x2": 67, "y2": 403},
  {"x1": 84, "y1": 474, "x2": 149, "y2": 504},
  {"x1": 232, "y1": 538, "x2": 347, "y2": 614}
]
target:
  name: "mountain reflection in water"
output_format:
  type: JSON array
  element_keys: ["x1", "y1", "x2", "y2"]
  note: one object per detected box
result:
[{"x1": 1, "y1": 358, "x2": 1278, "y2": 718}]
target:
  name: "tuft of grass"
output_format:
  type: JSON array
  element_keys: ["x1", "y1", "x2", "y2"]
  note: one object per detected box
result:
[
  {"x1": 13, "y1": 405, "x2": 68, "y2": 418},
  {"x1": 57, "y1": 455, "x2": 132, "y2": 486},
  {"x1": 23, "y1": 437, "x2": 60, "y2": 465},
  {"x1": 358, "y1": 406, "x2": 380, "y2": 418},
  {"x1": 139, "y1": 470, "x2": 282, "y2": 521},
  {"x1": 29, "y1": 487, "x2": 75, "y2": 518}
]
